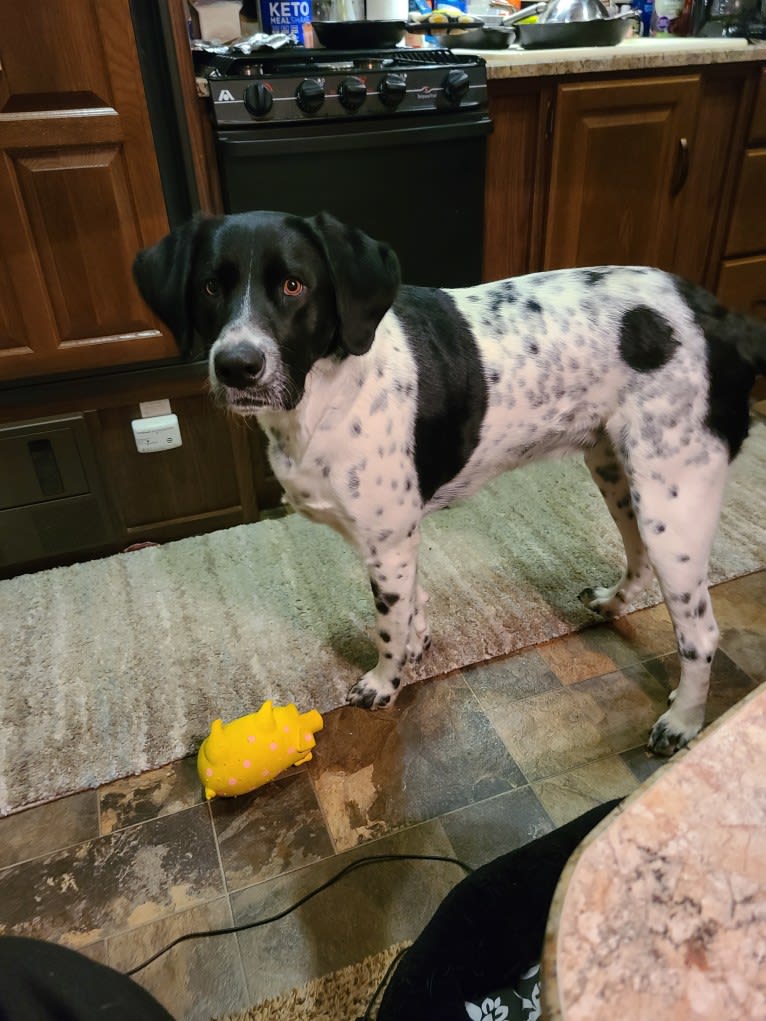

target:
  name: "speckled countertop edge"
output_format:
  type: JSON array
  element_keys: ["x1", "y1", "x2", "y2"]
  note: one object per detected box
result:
[
  {"x1": 541, "y1": 679, "x2": 766, "y2": 1020},
  {"x1": 451, "y1": 37, "x2": 766, "y2": 80}
]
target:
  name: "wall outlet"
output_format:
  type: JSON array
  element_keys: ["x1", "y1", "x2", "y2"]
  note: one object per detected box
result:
[{"x1": 131, "y1": 414, "x2": 182, "y2": 453}]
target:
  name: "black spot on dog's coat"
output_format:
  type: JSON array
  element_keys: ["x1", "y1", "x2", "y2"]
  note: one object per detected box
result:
[
  {"x1": 393, "y1": 286, "x2": 487, "y2": 503},
  {"x1": 674, "y1": 276, "x2": 766, "y2": 459},
  {"x1": 619, "y1": 306, "x2": 678, "y2": 373}
]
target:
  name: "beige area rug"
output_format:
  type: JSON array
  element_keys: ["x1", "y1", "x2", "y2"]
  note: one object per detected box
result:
[
  {"x1": 213, "y1": 942, "x2": 410, "y2": 1021},
  {"x1": 2, "y1": 421, "x2": 766, "y2": 816}
]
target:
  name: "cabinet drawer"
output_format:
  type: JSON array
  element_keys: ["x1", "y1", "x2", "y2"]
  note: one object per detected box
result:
[
  {"x1": 717, "y1": 255, "x2": 766, "y2": 321},
  {"x1": 750, "y1": 68, "x2": 766, "y2": 144},
  {"x1": 725, "y1": 149, "x2": 766, "y2": 256}
]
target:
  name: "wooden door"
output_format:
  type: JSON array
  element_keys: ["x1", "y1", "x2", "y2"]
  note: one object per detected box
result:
[
  {"x1": 0, "y1": 1, "x2": 178, "y2": 383},
  {"x1": 543, "y1": 75, "x2": 699, "y2": 271}
]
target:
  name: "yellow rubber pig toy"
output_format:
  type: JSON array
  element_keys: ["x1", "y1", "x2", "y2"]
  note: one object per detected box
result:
[{"x1": 197, "y1": 700, "x2": 324, "y2": 800}]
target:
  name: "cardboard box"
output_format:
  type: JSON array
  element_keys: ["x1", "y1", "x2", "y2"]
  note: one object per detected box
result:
[{"x1": 189, "y1": 1, "x2": 243, "y2": 43}]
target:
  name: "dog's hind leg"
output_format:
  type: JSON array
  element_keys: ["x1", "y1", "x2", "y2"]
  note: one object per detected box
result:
[
  {"x1": 628, "y1": 442, "x2": 730, "y2": 756},
  {"x1": 579, "y1": 432, "x2": 655, "y2": 617},
  {"x1": 347, "y1": 532, "x2": 422, "y2": 710}
]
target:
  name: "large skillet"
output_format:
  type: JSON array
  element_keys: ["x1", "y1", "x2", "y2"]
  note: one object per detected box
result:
[{"x1": 517, "y1": 10, "x2": 637, "y2": 48}]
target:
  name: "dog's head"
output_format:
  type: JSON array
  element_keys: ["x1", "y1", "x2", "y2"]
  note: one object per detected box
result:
[{"x1": 133, "y1": 211, "x2": 400, "y2": 413}]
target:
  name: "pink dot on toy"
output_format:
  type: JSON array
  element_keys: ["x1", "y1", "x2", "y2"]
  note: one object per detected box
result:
[
  {"x1": 228, "y1": 777, "x2": 237, "y2": 786},
  {"x1": 269, "y1": 741, "x2": 278, "y2": 751},
  {"x1": 206, "y1": 768, "x2": 214, "y2": 778},
  {"x1": 262, "y1": 769, "x2": 270, "y2": 777},
  {"x1": 247, "y1": 735, "x2": 256, "y2": 744},
  {"x1": 287, "y1": 747, "x2": 295, "y2": 755},
  {"x1": 243, "y1": 759, "x2": 252, "y2": 769}
]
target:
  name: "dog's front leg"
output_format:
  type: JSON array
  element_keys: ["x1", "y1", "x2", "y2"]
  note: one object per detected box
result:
[{"x1": 347, "y1": 533, "x2": 423, "y2": 710}]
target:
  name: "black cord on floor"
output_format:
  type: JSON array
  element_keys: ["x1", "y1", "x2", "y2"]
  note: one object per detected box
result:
[{"x1": 124, "y1": 852, "x2": 473, "y2": 980}]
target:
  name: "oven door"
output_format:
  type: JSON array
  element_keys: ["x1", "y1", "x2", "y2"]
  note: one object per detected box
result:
[{"x1": 216, "y1": 114, "x2": 491, "y2": 288}]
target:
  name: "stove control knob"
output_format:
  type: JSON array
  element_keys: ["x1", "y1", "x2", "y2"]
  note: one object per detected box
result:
[
  {"x1": 338, "y1": 76, "x2": 367, "y2": 112},
  {"x1": 296, "y1": 79, "x2": 325, "y2": 114},
  {"x1": 442, "y1": 69, "x2": 471, "y2": 107},
  {"x1": 378, "y1": 73, "x2": 407, "y2": 109},
  {"x1": 244, "y1": 81, "x2": 274, "y2": 118}
]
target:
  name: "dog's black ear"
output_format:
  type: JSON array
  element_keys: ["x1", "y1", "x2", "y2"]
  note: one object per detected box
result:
[
  {"x1": 306, "y1": 212, "x2": 400, "y2": 356},
  {"x1": 132, "y1": 214, "x2": 211, "y2": 358}
]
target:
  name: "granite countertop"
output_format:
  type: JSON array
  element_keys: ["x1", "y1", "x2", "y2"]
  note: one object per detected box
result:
[
  {"x1": 450, "y1": 35, "x2": 766, "y2": 79},
  {"x1": 542, "y1": 682, "x2": 766, "y2": 1019}
]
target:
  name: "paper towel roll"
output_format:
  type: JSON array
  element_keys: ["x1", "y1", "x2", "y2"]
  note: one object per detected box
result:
[{"x1": 365, "y1": 0, "x2": 409, "y2": 19}]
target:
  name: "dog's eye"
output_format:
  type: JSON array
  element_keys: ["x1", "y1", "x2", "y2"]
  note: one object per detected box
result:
[
  {"x1": 283, "y1": 277, "x2": 304, "y2": 297},
  {"x1": 203, "y1": 279, "x2": 220, "y2": 297}
]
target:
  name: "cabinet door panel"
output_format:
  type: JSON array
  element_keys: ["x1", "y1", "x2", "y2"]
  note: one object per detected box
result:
[
  {"x1": 544, "y1": 76, "x2": 698, "y2": 271},
  {"x1": 725, "y1": 149, "x2": 766, "y2": 257},
  {"x1": 717, "y1": 256, "x2": 766, "y2": 321},
  {"x1": 14, "y1": 145, "x2": 154, "y2": 344},
  {"x1": 0, "y1": 1, "x2": 178, "y2": 382}
]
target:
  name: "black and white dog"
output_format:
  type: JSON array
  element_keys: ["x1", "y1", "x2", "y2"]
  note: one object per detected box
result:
[{"x1": 133, "y1": 211, "x2": 766, "y2": 755}]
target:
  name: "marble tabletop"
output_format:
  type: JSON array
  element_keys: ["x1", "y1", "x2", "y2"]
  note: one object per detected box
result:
[
  {"x1": 450, "y1": 36, "x2": 766, "y2": 80},
  {"x1": 542, "y1": 682, "x2": 766, "y2": 1019}
]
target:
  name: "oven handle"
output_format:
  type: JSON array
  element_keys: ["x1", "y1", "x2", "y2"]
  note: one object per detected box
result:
[{"x1": 217, "y1": 115, "x2": 492, "y2": 157}]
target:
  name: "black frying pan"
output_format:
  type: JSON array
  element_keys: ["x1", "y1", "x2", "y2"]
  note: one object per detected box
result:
[
  {"x1": 311, "y1": 19, "x2": 407, "y2": 48},
  {"x1": 517, "y1": 12, "x2": 637, "y2": 48}
]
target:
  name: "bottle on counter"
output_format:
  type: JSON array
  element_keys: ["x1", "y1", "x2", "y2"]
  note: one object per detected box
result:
[
  {"x1": 651, "y1": 0, "x2": 683, "y2": 33},
  {"x1": 631, "y1": 0, "x2": 654, "y2": 35}
]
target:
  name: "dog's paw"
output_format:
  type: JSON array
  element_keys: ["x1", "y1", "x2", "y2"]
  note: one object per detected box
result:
[
  {"x1": 647, "y1": 707, "x2": 702, "y2": 757},
  {"x1": 347, "y1": 675, "x2": 398, "y2": 710},
  {"x1": 578, "y1": 585, "x2": 623, "y2": 619}
]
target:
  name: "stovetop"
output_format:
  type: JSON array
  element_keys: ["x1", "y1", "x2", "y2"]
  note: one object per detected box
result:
[{"x1": 197, "y1": 47, "x2": 488, "y2": 127}]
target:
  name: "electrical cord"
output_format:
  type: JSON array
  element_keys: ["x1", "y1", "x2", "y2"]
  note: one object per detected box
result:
[{"x1": 124, "y1": 852, "x2": 473, "y2": 988}]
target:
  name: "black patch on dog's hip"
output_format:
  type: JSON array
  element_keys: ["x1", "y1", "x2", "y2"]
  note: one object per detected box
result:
[
  {"x1": 619, "y1": 306, "x2": 678, "y2": 373},
  {"x1": 394, "y1": 286, "x2": 487, "y2": 503}
]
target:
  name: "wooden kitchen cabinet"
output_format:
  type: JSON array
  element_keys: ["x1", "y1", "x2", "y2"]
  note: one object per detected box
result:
[
  {"x1": 544, "y1": 75, "x2": 698, "y2": 271},
  {"x1": 485, "y1": 64, "x2": 756, "y2": 287},
  {"x1": 0, "y1": 0, "x2": 177, "y2": 382},
  {"x1": 716, "y1": 67, "x2": 766, "y2": 321}
]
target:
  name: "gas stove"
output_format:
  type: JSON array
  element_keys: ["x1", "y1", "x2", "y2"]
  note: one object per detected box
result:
[{"x1": 197, "y1": 48, "x2": 488, "y2": 127}]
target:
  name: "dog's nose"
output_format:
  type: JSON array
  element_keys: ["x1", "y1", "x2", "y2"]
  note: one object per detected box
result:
[{"x1": 214, "y1": 343, "x2": 265, "y2": 388}]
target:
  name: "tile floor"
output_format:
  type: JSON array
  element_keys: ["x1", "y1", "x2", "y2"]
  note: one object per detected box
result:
[{"x1": 0, "y1": 570, "x2": 764, "y2": 1020}]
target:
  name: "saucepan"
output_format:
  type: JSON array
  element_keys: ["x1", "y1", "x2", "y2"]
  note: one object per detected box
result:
[{"x1": 422, "y1": 3, "x2": 547, "y2": 49}]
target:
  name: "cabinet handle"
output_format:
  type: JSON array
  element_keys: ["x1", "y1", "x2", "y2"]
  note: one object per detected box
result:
[{"x1": 670, "y1": 137, "x2": 689, "y2": 197}]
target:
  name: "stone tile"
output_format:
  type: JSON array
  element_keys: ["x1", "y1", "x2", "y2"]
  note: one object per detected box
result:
[
  {"x1": 711, "y1": 571, "x2": 766, "y2": 633},
  {"x1": 536, "y1": 602, "x2": 677, "y2": 685},
  {"x1": 621, "y1": 745, "x2": 669, "y2": 784},
  {"x1": 642, "y1": 649, "x2": 760, "y2": 727},
  {"x1": 532, "y1": 756, "x2": 639, "y2": 828},
  {"x1": 0, "y1": 790, "x2": 99, "y2": 870},
  {"x1": 211, "y1": 770, "x2": 335, "y2": 892},
  {"x1": 575, "y1": 665, "x2": 670, "y2": 755},
  {"x1": 231, "y1": 819, "x2": 461, "y2": 1003},
  {"x1": 713, "y1": 572, "x2": 766, "y2": 684},
  {"x1": 99, "y1": 757, "x2": 204, "y2": 836},
  {"x1": 107, "y1": 897, "x2": 249, "y2": 1021},
  {"x1": 477, "y1": 685, "x2": 613, "y2": 783},
  {"x1": 462, "y1": 648, "x2": 563, "y2": 702},
  {"x1": 0, "y1": 805, "x2": 223, "y2": 949},
  {"x1": 439, "y1": 786, "x2": 554, "y2": 869},
  {"x1": 310, "y1": 674, "x2": 525, "y2": 852}
]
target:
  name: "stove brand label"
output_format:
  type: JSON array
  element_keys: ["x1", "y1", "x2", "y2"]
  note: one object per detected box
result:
[
  {"x1": 260, "y1": 0, "x2": 311, "y2": 43},
  {"x1": 217, "y1": 89, "x2": 237, "y2": 102}
]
